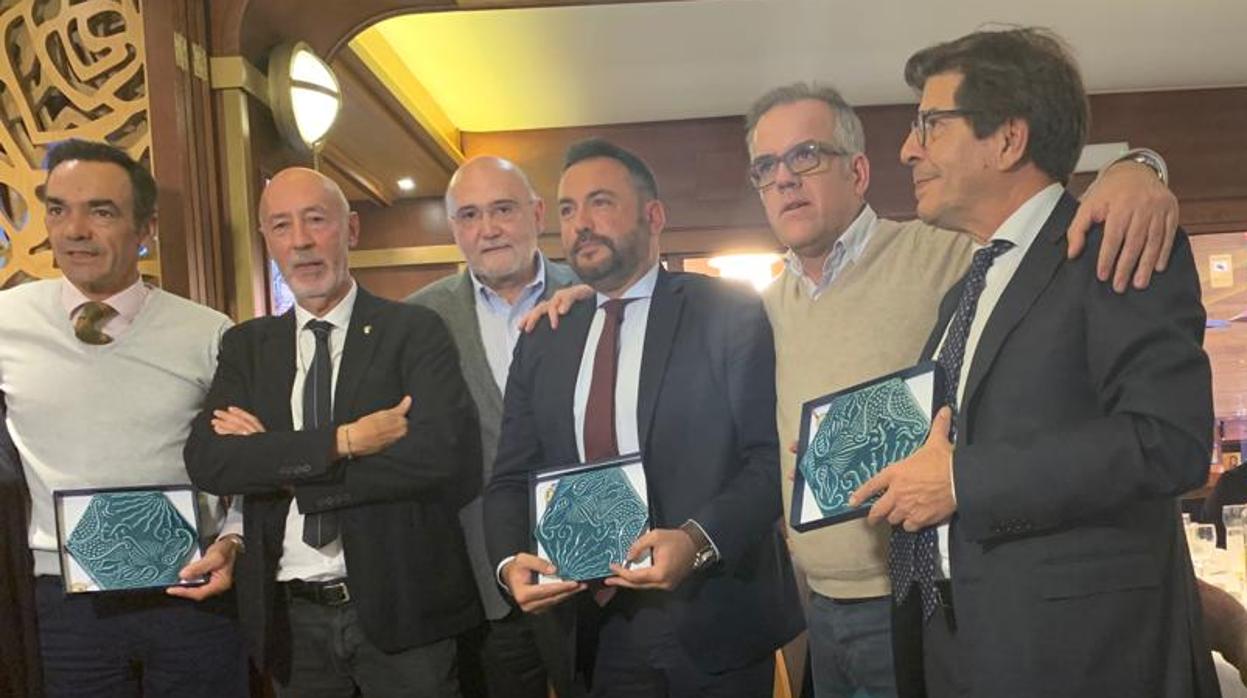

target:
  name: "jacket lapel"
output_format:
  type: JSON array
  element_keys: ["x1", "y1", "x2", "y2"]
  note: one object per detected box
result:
[
  {"x1": 923, "y1": 276, "x2": 966, "y2": 362},
  {"x1": 550, "y1": 300, "x2": 595, "y2": 460},
  {"x1": 960, "y1": 192, "x2": 1077, "y2": 417},
  {"x1": 260, "y1": 312, "x2": 297, "y2": 432},
  {"x1": 333, "y1": 288, "x2": 382, "y2": 422},
  {"x1": 637, "y1": 270, "x2": 683, "y2": 450},
  {"x1": 451, "y1": 271, "x2": 504, "y2": 412}
]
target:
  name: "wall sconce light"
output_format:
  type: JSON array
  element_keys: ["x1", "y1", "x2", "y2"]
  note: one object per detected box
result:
[{"x1": 268, "y1": 42, "x2": 341, "y2": 153}]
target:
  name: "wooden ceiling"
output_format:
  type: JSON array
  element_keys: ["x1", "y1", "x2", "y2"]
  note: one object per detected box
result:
[{"x1": 320, "y1": 48, "x2": 457, "y2": 205}]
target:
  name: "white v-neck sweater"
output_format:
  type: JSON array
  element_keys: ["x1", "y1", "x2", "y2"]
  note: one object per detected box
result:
[{"x1": 0, "y1": 279, "x2": 231, "y2": 575}]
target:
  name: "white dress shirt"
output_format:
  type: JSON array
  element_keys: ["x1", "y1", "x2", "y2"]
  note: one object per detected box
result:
[
  {"x1": 571, "y1": 264, "x2": 659, "y2": 460},
  {"x1": 471, "y1": 256, "x2": 547, "y2": 394},
  {"x1": 936, "y1": 183, "x2": 1064, "y2": 577},
  {"x1": 783, "y1": 204, "x2": 877, "y2": 300},
  {"x1": 276, "y1": 281, "x2": 359, "y2": 582},
  {"x1": 61, "y1": 276, "x2": 150, "y2": 341}
]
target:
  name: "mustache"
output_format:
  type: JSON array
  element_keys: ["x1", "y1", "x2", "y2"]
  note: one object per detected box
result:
[
  {"x1": 572, "y1": 229, "x2": 616, "y2": 255},
  {"x1": 289, "y1": 252, "x2": 324, "y2": 265}
]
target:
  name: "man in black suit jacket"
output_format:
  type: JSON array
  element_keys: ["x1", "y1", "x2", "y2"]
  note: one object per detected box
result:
[
  {"x1": 485, "y1": 139, "x2": 804, "y2": 697},
  {"x1": 851, "y1": 29, "x2": 1219, "y2": 697},
  {"x1": 186, "y1": 168, "x2": 482, "y2": 696}
]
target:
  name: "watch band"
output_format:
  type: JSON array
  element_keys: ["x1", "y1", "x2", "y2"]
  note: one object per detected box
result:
[
  {"x1": 1116, "y1": 148, "x2": 1169, "y2": 186},
  {"x1": 680, "y1": 520, "x2": 718, "y2": 570}
]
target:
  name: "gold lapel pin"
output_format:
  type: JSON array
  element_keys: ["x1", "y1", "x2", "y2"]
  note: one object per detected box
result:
[{"x1": 363, "y1": 325, "x2": 372, "y2": 335}]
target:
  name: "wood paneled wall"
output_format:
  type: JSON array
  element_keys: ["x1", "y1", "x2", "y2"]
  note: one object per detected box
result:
[{"x1": 352, "y1": 86, "x2": 1247, "y2": 301}]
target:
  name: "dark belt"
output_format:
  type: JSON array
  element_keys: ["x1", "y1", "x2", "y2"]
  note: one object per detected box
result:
[{"x1": 283, "y1": 578, "x2": 351, "y2": 606}]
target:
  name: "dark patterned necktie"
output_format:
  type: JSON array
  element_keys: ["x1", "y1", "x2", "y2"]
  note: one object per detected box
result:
[
  {"x1": 73, "y1": 301, "x2": 118, "y2": 345},
  {"x1": 889, "y1": 239, "x2": 1013, "y2": 619},
  {"x1": 302, "y1": 319, "x2": 339, "y2": 548},
  {"x1": 583, "y1": 299, "x2": 634, "y2": 461}
]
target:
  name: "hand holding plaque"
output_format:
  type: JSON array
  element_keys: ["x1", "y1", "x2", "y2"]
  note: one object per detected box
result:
[
  {"x1": 530, "y1": 454, "x2": 651, "y2": 583},
  {"x1": 790, "y1": 363, "x2": 944, "y2": 532}
]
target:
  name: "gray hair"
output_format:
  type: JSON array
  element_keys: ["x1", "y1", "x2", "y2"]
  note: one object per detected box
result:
[{"x1": 745, "y1": 83, "x2": 866, "y2": 156}]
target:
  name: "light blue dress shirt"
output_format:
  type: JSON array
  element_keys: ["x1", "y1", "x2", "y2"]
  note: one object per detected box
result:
[{"x1": 470, "y1": 256, "x2": 547, "y2": 394}]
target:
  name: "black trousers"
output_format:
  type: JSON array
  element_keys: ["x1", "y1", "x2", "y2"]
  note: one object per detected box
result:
[
  {"x1": 275, "y1": 594, "x2": 460, "y2": 698},
  {"x1": 457, "y1": 609, "x2": 549, "y2": 698},
  {"x1": 34, "y1": 575, "x2": 248, "y2": 698},
  {"x1": 590, "y1": 591, "x2": 774, "y2": 698},
  {"x1": 892, "y1": 582, "x2": 964, "y2": 698}
]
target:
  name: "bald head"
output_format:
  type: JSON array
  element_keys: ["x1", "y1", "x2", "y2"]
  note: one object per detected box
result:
[
  {"x1": 259, "y1": 166, "x2": 359, "y2": 316},
  {"x1": 444, "y1": 156, "x2": 544, "y2": 301},
  {"x1": 260, "y1": 167, "x2": 350, "y2": 222},
  {"x1": 445, "y1": 156, "x2": 536, "y2": 214}
]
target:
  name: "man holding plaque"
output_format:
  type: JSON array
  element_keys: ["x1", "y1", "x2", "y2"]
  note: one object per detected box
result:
[
  {"x1": 485, "y1": 138, "x2": 804, "y2": 697},
  {"x1": 185, "y1": 167, "x2": 482, "y2": 696},
  {"x1": 0, "y1": 139, "x2": 247, "y2": 696},
  {"x1": 850, "y1": 28, "x2": 1218, "y2": 697},
  {"x1": 744, "y1": 82, "x2": 1185, "y2": 696}
]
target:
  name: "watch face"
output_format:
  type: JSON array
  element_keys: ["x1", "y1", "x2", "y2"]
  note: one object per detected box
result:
[{"x1": 693, "y1": 548, "x2": 715, "y2": 569}]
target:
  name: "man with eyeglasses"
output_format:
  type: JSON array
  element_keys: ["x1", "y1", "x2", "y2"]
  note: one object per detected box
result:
[
  {"x1": 746, "y1": 80, "x2": 1181, "y2": 697},
  {"x1": 846, "y1": 27, "x2": 1216, "y2": 697},
  {"x1": 406, "y1": 156, "x2": 578, "y2": 698}
]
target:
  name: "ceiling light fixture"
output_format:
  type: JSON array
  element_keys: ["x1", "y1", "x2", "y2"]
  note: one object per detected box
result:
[{"x1": 396, "y1": 177, "x2": 416, "y2": 192}]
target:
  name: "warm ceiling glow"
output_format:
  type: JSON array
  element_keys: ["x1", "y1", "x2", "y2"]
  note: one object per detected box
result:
[
  {"x1": 707, "y1": 253, "x2": 782, "y2": 292},
  {"x1": 396, "y1": 177, "x2": 416, "y2": 192}
]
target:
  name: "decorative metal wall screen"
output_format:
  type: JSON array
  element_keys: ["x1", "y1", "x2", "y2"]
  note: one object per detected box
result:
[{"x1": 0, "y1": 0, "x2": 151, "y2": 289}]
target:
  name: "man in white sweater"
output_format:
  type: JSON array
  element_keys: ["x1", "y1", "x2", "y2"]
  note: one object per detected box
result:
[{"x1": 0, "y1": 139, "x2": 247, "y2": 697}]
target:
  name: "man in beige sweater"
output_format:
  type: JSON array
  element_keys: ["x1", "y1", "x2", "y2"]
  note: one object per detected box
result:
[{"x1": 746, "y1": 83, "x2": 1179, "y2": 697}]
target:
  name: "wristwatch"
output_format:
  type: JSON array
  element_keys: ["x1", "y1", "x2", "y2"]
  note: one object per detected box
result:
[
  {"x1": 219, "y1": 533, "x2": 246, "y2": 555},
  {"x1": 680, "y1": 520, "x2": 718, "y2": 571},
  {"x1": 1116, "y1": 148, "x2": 1169, "y2": 185}
]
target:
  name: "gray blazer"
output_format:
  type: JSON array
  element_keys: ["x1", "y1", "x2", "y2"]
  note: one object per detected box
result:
[{"x1": 406, "y1": 255, "x2": 578, "y2": 618}]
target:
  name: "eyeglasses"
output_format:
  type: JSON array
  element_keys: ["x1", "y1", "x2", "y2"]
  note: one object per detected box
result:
[
  {"x1": 910, "y1": 109, "x2": 978, "y2": 147},
  {"x1": 450, "y1": 201, "x2": 524, "y2": 226},
  {"x1": 748, "y1": 140, "x2": 850, "y2": 190}
]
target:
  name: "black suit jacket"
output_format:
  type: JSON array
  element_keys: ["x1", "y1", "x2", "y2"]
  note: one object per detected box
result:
[
  {"x1": 185, "y1": 287, "x2": 483, "y2": 680},
  {"x1": 908, "y1": 193, "x2": 1219, "y2": 697},
  {"x1": 484, "y1": 269, "x2": 804, "y2": 686}
]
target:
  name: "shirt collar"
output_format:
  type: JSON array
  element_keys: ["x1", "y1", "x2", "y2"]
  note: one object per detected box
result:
[
  {"x1": 294, "y1": 279, "x2": 358, "y2": 332},
  {"x1": 595, "y1": 262, "x2": 661, "y2": 308},
  {"x1": 61, "y1": 277, "x2": 149, "y2": 321},
  {"x1": 783, "y1": 203, "x2": 877, "y2": 290},
  {"x1": 987, "y1": 183, "x2": 1064, "y2": 253},
  {"x1": 470, "y1": 253, "x2": 547, "y2": 307}
]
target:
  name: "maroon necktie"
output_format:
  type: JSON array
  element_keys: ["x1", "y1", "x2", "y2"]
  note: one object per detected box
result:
[
  {"x1": 581, "y1": 298, "x2": 632, "y2": 608},
  {"x1": 583, "y1": 299, "x2": 633, "y2": 461}
]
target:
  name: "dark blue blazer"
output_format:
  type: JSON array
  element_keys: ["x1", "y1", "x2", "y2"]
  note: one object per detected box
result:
[{"x1": 485, "y1": 269, "x2": 804, "y2": 687}]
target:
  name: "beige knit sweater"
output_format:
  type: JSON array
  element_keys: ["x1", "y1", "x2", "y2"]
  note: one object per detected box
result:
[{"x1": 763, "y1": 217, "x2": 973, "y2": 598}]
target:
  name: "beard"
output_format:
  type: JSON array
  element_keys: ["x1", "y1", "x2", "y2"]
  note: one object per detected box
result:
[{"x1": 568, "y1": 224, "x2": 646, "y2": 290}]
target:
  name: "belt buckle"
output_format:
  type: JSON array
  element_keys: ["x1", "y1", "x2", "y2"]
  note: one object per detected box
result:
[{"x1": 322, "y1": 580, "x2": 351, "y2": 606}]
